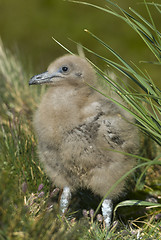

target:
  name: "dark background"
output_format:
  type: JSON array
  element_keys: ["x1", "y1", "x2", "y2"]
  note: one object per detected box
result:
[{"x1": 0, "y1": 0, "x2": 160, "y2": 83}]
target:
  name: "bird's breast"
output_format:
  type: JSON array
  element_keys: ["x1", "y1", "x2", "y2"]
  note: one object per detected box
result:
[{"x1": 34, "y1": 87, "x2": 86, "y2": 145}]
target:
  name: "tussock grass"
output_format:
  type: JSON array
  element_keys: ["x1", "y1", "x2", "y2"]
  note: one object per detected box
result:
[{"x1": 0, "y1": 1, "x2": 161, "y2": 239}]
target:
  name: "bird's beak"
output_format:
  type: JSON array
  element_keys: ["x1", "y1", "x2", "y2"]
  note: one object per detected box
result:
[
  {"x1": 29, "y1": 71, "x2": 62, "y2": 85},
  {"x1": 29, "y1": 71, "x2": 53, "y2": 85}
]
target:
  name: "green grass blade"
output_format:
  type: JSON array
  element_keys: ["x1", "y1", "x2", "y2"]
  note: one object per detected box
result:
[
  {"x1": 129, "y1": 7, "x2": 161, "y2": 38},
  {"x1": 114, "y1": 200, "x2": 161, "y2": 213},
  {"x1": 84, "y1": 29, "x2": 159, "y2": 96},
  {"x1": 52, "y1": 37, "x2": 73, "y2": 54}
]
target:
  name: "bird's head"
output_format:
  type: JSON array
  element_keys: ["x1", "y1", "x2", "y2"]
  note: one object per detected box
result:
[{"x1": 29, "y1": 54, "x2": 97, "y2": 87}]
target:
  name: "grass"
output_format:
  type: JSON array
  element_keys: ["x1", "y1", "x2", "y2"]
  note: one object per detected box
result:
[{"x1": 0, "y1": 1, "x2": 161, "y2": 239}]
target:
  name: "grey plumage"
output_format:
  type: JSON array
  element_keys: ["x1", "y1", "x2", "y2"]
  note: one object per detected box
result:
[{"x1": 29, "y1": 54, "x2": 139, "y2": 226}]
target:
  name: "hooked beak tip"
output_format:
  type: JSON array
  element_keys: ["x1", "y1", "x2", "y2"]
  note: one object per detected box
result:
[{"x1": 29, "y1": 78, "x2": 36, "y2": 86}]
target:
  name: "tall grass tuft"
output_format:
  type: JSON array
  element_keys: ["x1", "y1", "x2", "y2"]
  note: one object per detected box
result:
[{"x1": 71, "y1": 0, "x2": 161, "y2": 146}]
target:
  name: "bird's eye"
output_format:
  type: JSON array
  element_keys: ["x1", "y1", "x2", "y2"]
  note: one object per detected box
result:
[{"x1": 62, "y1": 66, "x2": 69, "y2": 72}]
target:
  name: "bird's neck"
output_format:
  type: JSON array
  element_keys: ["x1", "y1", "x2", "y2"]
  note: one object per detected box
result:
[{"x1": 48, "y1": 83, "x2": 95, "y2": 105}]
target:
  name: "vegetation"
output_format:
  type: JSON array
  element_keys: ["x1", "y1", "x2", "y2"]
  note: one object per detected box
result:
[{"x1": 0, "y1": 1, "x2": 161, "y2": 239}]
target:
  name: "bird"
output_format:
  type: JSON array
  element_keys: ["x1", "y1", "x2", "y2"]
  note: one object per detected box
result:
[{"x1": 29, "y1": 54, "x2": 139, "y2": 227}]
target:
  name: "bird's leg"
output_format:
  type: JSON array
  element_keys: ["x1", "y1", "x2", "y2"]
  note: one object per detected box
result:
[
  {"x1": 101, "y1": 198, "x2": 113, "y2": 228},
  {"x1": 59, "y1": 186, "x2": 71, "y2": 215}
]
